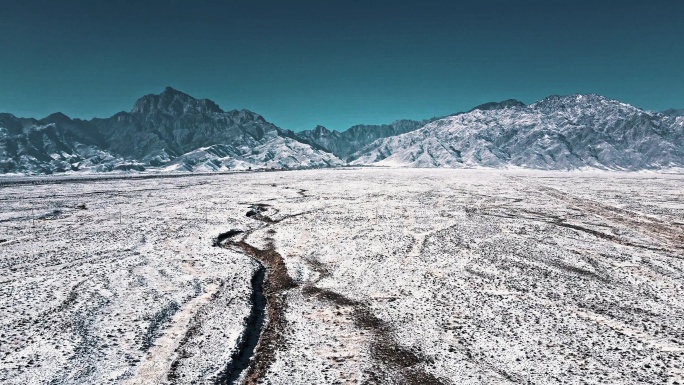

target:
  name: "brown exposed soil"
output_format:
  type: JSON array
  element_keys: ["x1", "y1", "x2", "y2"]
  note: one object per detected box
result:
[
  {"x1": 217, "y1": 233, "x2": 296, "y2": 385},
  {"x1": 215, "y1": 202, "x2": 444, "y2": 384},
  {"x1": 536, "y1": 185, "x2": 684, "y2": 253},
  {"x1": 302, "y1": 285, "x2": 446, "y2": 385}
]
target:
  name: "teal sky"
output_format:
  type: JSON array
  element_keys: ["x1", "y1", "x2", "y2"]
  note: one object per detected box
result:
[{"x1": 1, "y1": 0, "x2": 683, "y2": 131}]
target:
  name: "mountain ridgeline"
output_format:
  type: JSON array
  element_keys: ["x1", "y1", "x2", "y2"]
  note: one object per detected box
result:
[
  {"x1": 0, "y1": 88, "x2": 683, "y2": 175},
  {"x1": 295, "y1": 120, "x2": 427, "y2": 161},
  {"x1": 0, "y1": 88, "x2": 342, "y2": 174},
  {"x1": 350, "y1": 95, "x2": 684, "y2": 170}
]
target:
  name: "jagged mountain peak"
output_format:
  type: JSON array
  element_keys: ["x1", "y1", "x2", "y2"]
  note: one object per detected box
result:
[
  {"x1": 0, "y1": 88, "x2": 342, "y2": 175},
  {"x1": 229, "y1": 109, "x2": 267, "y2": 124},
  {"x1": 311, "y1": 125, "x2": 334, "y2": 135},
  {"x1": 39, "y1": 112, "x2": 73, "y2": 124},
  {"x1": 0, "y1": 113, "x2": 29, "y2": 133},
  {"x1": 468, "y1": 99, "x2": 526, "y2": 112},
  {"x1": 662, "y1": 108, "x2": 684, "y2": 117},
  {"x1": 389, "y1": 119, "x2": 425, "y2": 126},
  {"x1": 131, "y1": 87, "x2": 223, "y2": 116},
  {"x1": 163, "y1": 86, "x2": 183, "y2": 94},
  {"x1": 529, "y1": 93, "x2": 638, "y2": 113},
  {"x1": 296, "y1": 119, "x2": 426, "y2": 160}
]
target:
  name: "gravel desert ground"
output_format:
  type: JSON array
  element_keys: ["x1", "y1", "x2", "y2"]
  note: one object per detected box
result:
[{"x1": 1, "y1": 168, "x2": 683, "y2": 384}]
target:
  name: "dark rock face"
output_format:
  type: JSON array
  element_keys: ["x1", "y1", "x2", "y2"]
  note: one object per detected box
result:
[
  {"x1": 93, "y1": 87, "x2": 277, "y2": 160},
  {"x1": 0, "y1": 112, "x2": 114, "y2": 174},
  {"x1": 662, "y1": 108, "x2": 684, "y2": 117},
  {"x1": 467, "y1": 99, "x2": 526, "y2": 112},
  {"x1": 295, "y1": 120, "x2": 426, "y2": 160},
  {"x1": 0, "y1": 88, "x2": 340, "y2": 174}
]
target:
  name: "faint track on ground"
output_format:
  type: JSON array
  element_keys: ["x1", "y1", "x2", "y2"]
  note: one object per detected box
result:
[{"x1": 535, "y1": 185, "x2": 684, "y2": 248}]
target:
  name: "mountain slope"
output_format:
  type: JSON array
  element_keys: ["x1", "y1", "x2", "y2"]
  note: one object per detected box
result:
[
  {"x1": 662, "y1": 108, "x2": 684, "y2": 117},
  {"x1": 350, "y1": 94, "x2": 684, "y2": 170},
  {"x1": 0, "y1": 113, "x2": 128, "y2": 174},
  {"x1": 295, "y1": 119, "x2": 426, "y2": 160},
  {"x1": 296, "y1": 100, "x2": 528, "y2": 160},
  {"x1": 0, "y1": 88, "x2": 341, "y2": 174},
  {"x1": 93, "y1": 88, "x2": 281, "y2": 159},
  {"x1": 467, "y1": 99, "x2": 526, "y2": 112}
]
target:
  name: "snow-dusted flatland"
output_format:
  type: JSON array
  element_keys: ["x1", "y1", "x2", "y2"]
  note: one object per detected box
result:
[{"x1": 1, "y1": 168, "x2": 683, "y2": 384}]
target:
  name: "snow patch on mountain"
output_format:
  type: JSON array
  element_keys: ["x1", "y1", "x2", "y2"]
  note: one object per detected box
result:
[{"x1": 164, "y1": 134, "x2": 342, "y2": 172}]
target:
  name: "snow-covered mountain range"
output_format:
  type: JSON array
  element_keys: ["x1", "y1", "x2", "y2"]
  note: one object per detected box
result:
[
  {"x1": 350, "y1": 94, "x2": 684, "y2": 170},
  {"x1": 294, "y1": 100, "x2": 529, "y2": 161},
  {"x1": 0, "y1": 88, "x2": 341, "y2": 174},
  {"x1": 1, "y1": 89, "x2": 683, "y2": 174}
]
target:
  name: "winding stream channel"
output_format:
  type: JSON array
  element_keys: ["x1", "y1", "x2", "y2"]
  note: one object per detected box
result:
[{"x1": 213, "y1": 204, "x2": 294, "y2": 385}]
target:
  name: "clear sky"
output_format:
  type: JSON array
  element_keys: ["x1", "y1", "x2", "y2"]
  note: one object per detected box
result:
[{"x1": 1, "y1": 0, "x2": 683, "y2": 131}]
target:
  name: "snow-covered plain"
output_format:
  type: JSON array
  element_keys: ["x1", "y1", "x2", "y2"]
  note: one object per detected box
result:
[{"x1": 1, "y1": 169, "x2": 683, "y2": 384}]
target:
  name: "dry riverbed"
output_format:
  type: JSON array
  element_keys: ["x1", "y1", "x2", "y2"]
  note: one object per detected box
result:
[{"x1": 1, "y1": 168, "x2": 683, "y2": 384}]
